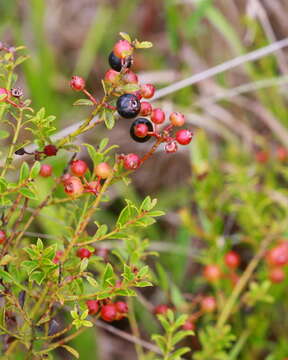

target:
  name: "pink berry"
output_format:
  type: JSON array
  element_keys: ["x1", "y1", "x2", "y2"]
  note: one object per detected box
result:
[
  {"x1": 225, "y1": 251, "x2": 240, "y2": 269},
  {"x1": 40, "y1": 164, "x2": 53, "y2": 178},
  {"x1": 266, "y1": 244, "x2": 288, "y2": 267},
  {"x1": 123, "y1": 153, "x2": 141, "y2": 170},
  {"x1": 140, "y1": 84, "x2": 155, "y2": 99},
  {"x1": 70, "y1": 76, "x2": 85, "y2": 91},
  {"x1": 104, "y1": 69, "x2": 119, "y2": 84},
  {"x1": 113, "y1": 40, "x2": 133, "y2": 59},
  {"x1": 76, "y1": 248, "x2": 92, "y2": 259},
  {"x1": 71, "y1": 160, "x2": 88, "y2": 177},
  {"x1": 203, "y1": 265, "x2": 221, "y2": 283},
  {"x1": 115, "y1": 301, "x2": 128, "y2": 314},
  {"x1": 53, "y1": 250, "x2": 63, "y2": 264},
  {"x1": 44, "y1": 145, "x2": 58, "y2": 157},
  {"x1": 175, "y1": 129, "x2": 193, "y2": 145},
  {"x1": 94, "y1": 162, "x2": 112, "y2": 179},
  {"x1": 134, "y1": 123, "x2": 149, "y2": 138},
  {"x1": 269, "y1": 267, "x2": 285, "y2": 283},
  {"x1": 151, "y1": 108, "x2": 165, "y2": 125},
  {"x1": 165, "y1": 141, "x2": 178, "y2": 154},
  {"x1": 201, "y1": 296, "x2": 217, "y2": 313},
  {"x1": 86, "y1": 300, "x2": 99, "y2": 315},
  {"x1": 122, "y1": 70, "x2": 138, "y2": 84},
  {"x1": 154, "y1": 304, "x2": 170, "y2": 315},
  {"x1": 64, "y1": 176, "x2": 84, "y2": 197},
  {"x1": 182, "y1": 320, "x2": 195, "y2": 331},
  {"x1": 169, "y1": 112, "x2": 185, "y2": 127},
  {"x1": 0, "y1": 230, "x2": 7, "y2": 244},
  {"x1": 276, "y1": 147, "x2": 288, "y2": 162},
  {"x1": 140, "y1": 101, "x2": 152, "y2": 116},
  {"x1": 101, "y1": 304, "x2": 117, "y2": 322}
]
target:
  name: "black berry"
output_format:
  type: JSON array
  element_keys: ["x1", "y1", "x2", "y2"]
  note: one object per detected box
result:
[
  {"x1": 130, "y1": 118, "x2": 153, "y2": 143},
  {"x1": 108, "y1": 51, "x2": 132, "y2": 72},
  {"x1": 117, "y1": 94, "x2": 140, "y2": 119}
]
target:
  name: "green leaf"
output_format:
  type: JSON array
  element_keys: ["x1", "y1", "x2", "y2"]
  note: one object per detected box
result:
[
  {"x1": 30, "y1": 161, "x2": 41, "y2": 178},
  {"x1": 37, "y1": 238, "x2": 43, "y2": 250},
  {"x1": 136, "y1": 41, "x2": 153, "y2": 49},
  {"x1": 73, "y1": 99, "x2": 94, "y2": 106},
  {"x1": 0, "y1": 268, "x2": 13, "y2": 282},
  {"x1": 102, "y1": 263, "x2": 114, "y2": 286},
  {"x1": 169, "y1": 347, "x2": 191, "y2": 359},
  {"x1": 95, "y1": 224, "x2": 108, "y2": 238},
  {"x1": 19, "y1": 162, "x2": 29, "y2": 183},
  {"x1": 136, "y1": 281, "x2": 153, "y2": 287},
  {"x1": 148, "y1": 210, "x2": 165, "y2": 217},
  {"x1": 30, "y1": 271, "x2": 45, "y2": 285},
  {"x1": 103, "y1": 109, "x2": 115, "y2": 130},
  {"x1": 80, "y1": 258, "x2": 89, "y2": 272},
  {"x1": 119, "y1": 32, "x2": 131, "y2": 42},
  {"x1": 0, "y1": 130, "x2": 9, "y2": 139},
  {"x1": 86, "y1": 275, "x2": 99, "y2": 288},
  {"x1": 0, "y1": 178, "x2": 8, "y2": 192},
  {"x1": 19, "y1": 187, "x2": 37, "y2": 200},
  {"x1": 61, "y1": 345, "x2": 79, "y2": 359},
  {"x1": 98, "y1": 138, "x2": 109, "y2": 151},
  {"x1": 84, "y1": 143, "x2": 103, "y2": 167}
]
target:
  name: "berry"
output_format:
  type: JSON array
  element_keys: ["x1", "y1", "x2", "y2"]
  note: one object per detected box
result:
[
  {"x1": 140, "y1": 84, "x2": 155, "y2": 99},
  {"x1": 140, "y1": 101, "x2": 152, "y2": 116},
  {"x1": 86, "y1": 300, "x2": 99, "y2": 315},
  {"x1": 225, "y1": 251, "x2": 240, "y2": 269},
  {"x1": 150, "y1": 108, "x2": 165, "y2": 125},
  {"x1": 94, "y1": 162, "x2": 112, "y2": 179},
  {"x1": 85, "y1": 181, "x2": 101, "y2": 195},
  {"x1": 154, "y1": 304, "x2": 170, "y2": 315},
  {"x1": 0, "y1": 230, "x2": 7, "y2": 244},
  {"x1": 255, "y1": 150, "x2": 269, "y2": 163},
  {"x1": 165, "y1": 141, "x2": 178, "y2": 154},
  {"x1": 182, "y1": 320, "x2": 195, "y2": 331},
  {"x1": 122, "y1": 70, "x2": 138, "y2": 84},
  {"x1": 175, "y1": 129, "x2": 193, "y2": 145},
  {"x1": 130, "y1": 118, "x2": 153, "y2": 143},
  {"x1": 201, "y1": 296, "x2": 217, "y2": 313},
  {"x1": 266, "y1": 244, "x2": 288, "y2": 267},
  {"x1": 61, "y1": 173, "x2": 72, "y2": 183},
  {"x1": 40, "y1": 164, "x2": 53, "y2": 178},
  {"x1": 123, "y1": 153, "x2": 141, "y2": 170},
  {"x1": 70, "y1": 76, "x2": 85, "y2": 91},
  {"x1": 203, "y1": 265, "x2": 221, "y2": 282},
  {"x1": 11, "y1": 87, "x2": 23, "y2": 98},
  {"x1": 276, "y1": 147, "x2": 288, "y2": 162},
  {"x1": 71, "y1": 160, "x2": 88, "y2": 177},
  {"x1": 0, "y1": 88, "x2": 10, "y2": 102},
  {"x1": 76, "y1": 248, "x2": 92, "y2": 259},
  {"x1": 116, "y1": 94, "x2": 140, "y2": 119},
  {"x1": 169, "y1": 112, "x2": 185, "y2": 127},
  {"x1": 269, "y1": 267, "x2": 285, "y2": 283},
  {"x1": 53, "y1": 250, "x2": 63, "y2": 264},
  {"x1": 104, "y1": 69, "x2": 119, "y2": 84},
  {"x1": 101, "y1": 304, "x2": 117, "y2": 322},
  {"x1": 108, "y1": 51, "x2": 132, "y2": 72},
  {"x1": 113, "y1": 40, "x2": 133, "y2": 59},
  {"x1": 44, "y1": 145, "x2": 58, "y2": 157},
  {"x1": 64, "y1": 176, "x2": 84, "y2": 197},
  {"x1": 115, "y1": 301, "x2": 128, "y2": 314}
]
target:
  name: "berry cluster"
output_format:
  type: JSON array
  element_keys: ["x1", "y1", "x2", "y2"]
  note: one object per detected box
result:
[
  {"x1": 86, "y1": 299, "x2": 128, "y2": 322},
  {"x1": 265, "y1": 241, "x2": 288, "y2": 283}
]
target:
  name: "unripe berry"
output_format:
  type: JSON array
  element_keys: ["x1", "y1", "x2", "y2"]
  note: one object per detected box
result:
[
  {"x1": 151, "y1": 108, "x2": 165, "y2": 125},
  {"x1": 64, "y1": 176, "x2": 84, "y2": 197},
  {"x1": 165, "y1": 141, "x2": 178, "y2": 154},
  {"x1": 140, "y1": 84, "x2": 155, "y2": 99},
  {"x1": 115, "y1": 301, "x2": 128, "y2": 314},
  {"x1": 225, "y1": 251, "x2": 240, "y2": 269},
  {"x1": 104, "y1": 69, "x2": 120, "y2": 84},
  {"x1": 203, "y1": 265, "x2": 221, "y2": 282},
  {"x1": 169, "y1": 112, "x2": 185, "y2": 127},
  {"x1": 113, "y1": 40, "x2": 133, "y2": 59},
  {"x1": 108, "y1": 51, "x2": 132, "y2": 72},
  {"x1": 175, "y1": 129, "x2": 193, "y2": 145},
  {"x1": 123, "y1": 153, "x2": 141, "y2": 170},
  {"x1": 266, "y1": 244, "x2": 288, "y2": 267},
  {"x1": 39, "y1": 164, "x2": 53, "y2": 178},
  {"x1": 140, "y1": 101, "x2": 152, "y2": 116},
  {"x1": 269, "y1": 267, "x2": 285, "y2": 283},
  {"x1": 101, "y1": 304, "x2": 117, "y2": 322},
  {"x1": 76, "y1": 248, "x2": 92, "y2": 259},
  {"x1": 71, "y1": 160, "x2": 88, "y2": 177},
  {"x1": 201, "y1": 296, "x2": 217, "y2": 313},
  {"x1": 70, "y1": 76, "x2": 85, "y2": 91},
  {"x1": 154, "y1": 304, "x2": 170, "y2": 315},
  {"x1": 116, "y1": 94, "x2": 141, "y2": 119},
  {"x1": 53, "y1": 250, "x2": 63, "y2": 264},
  {"x1": 255, "y1": 150, "x2": 269, "y2": 164},
  {"x1": 276, "y1": 147, "x2": 288, "y2": 162},
  {"x1": 44, "y1": 145, "x2": 58, "y2": 157},
  {"x1": 182, "y1": 320, "x2": 195, "y2": 331},
  {"x1": 122, "y1": 70, "x2": 138, "y2": 84},
  {"x1": 86, "y1": 300, "x2": 99, "y2": 315},
  {"x1": 0, "y1": 230, "x2": 7, "y2": 244},
  {"x1": 0, "y1": 88, "x2": 10, "y2": 102},
  {"x1": 94, "y1": 162, "x2": 112, "y2": 179}
]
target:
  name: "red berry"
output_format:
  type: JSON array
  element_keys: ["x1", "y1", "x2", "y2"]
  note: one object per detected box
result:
[
  {"x1": 151, "y1": 108, "x2": 165, "y2": 125},
  {"x1": 182, "y1": 320, "x2": 195, "y2": 331},
  {"x1": 276, "y1": 147, "x2": 288, "y2": 162},
  {"x1": 64, "y1": 176, "x2": 84, "y2": 197},
  {"x1": 85, "y1": 181, "x2": 101, "y2": 195},
  {"x1": 123, "y1": 153, "x2": 141, "y2": 170},
  {"x1": 0, "y1": 230, "x2": 7, "y2": 244},
  {"x1": 134, "y1": 123, "x2": 149, "y2": 138},
  {"x1": 140, "y1": 84, "x2": 155, "y2": 99},
  {"x1": 154, "y1": 304, "x2": 169, "y2": 315},
  {"x1": 94, "y1": 162, "x2": 112, "y2": 179},
  {"x1": 203, "y1": 265, "x2": 221, "y2": 282},
  {"x1": 71, "y1": 160, "x2": 88, "y2": 177},
  {"x1": 101, "y1": 304, "x2": 117, "y2": 322},
  {"x1": 269, "y1": 267, "x2": 285, "y2": 283},
  {"x1": 113, "y1": 40, "x2": 133, "y2": 59},
  {"x1": 40, "y1": 164, "x2": 53, "y2": 177},
  {"x1": 255, "y1": 150, "x2": 269, "y2": 163},
  {"x1": 140, "y1": 101, "x2": 152, "y2": 116},
  {"x1": 86, "y1": 300, "x2": 99, "y2": 315},
  {"x1": 70, "y1": 76, "x2": 85, "y2": 91},
  {"x1": 53, "y1": 250, "x2": 63, "y2": 264},
  {"x1": 44, "y1": 145, "x2": 58, "y2": 157},
  {"x1": 266, "y1": 243, "x2": 288, "y2": 267},
  {"x1": 0, "y1": 88, "x2": 10, "y2": 102},
  {"x1": 165, "y1": 141, "x2": 178, "y2": 154},
  {"x1": 201, "y1": 296, "x2": 217, "y2": 313},
  {"x1": 76, "y1": 248, "x2": 92, "y2": 259},
  {"x1": 122, "y1": 70, "x2": 138, "y2": 84},
  {"x1": 175, "y1": 129, "x2": 193, "y2": 145},
  {"x1": 115, "y1": 301, "x2": 128, "y2": 314},
  {"x1": 104, "y1": 69, "x2": 119, "y2": 84},
  {"x1": 169, "y1": 112, "x2": 185, "y2": 127},
  {"x1": 225, "y1": 251, "x2": 240, "y2": 269}
]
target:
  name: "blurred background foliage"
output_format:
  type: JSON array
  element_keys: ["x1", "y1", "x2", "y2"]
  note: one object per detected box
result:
[{"x1": 2, "y1": 0, "x2": 288, "y2": 359}]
